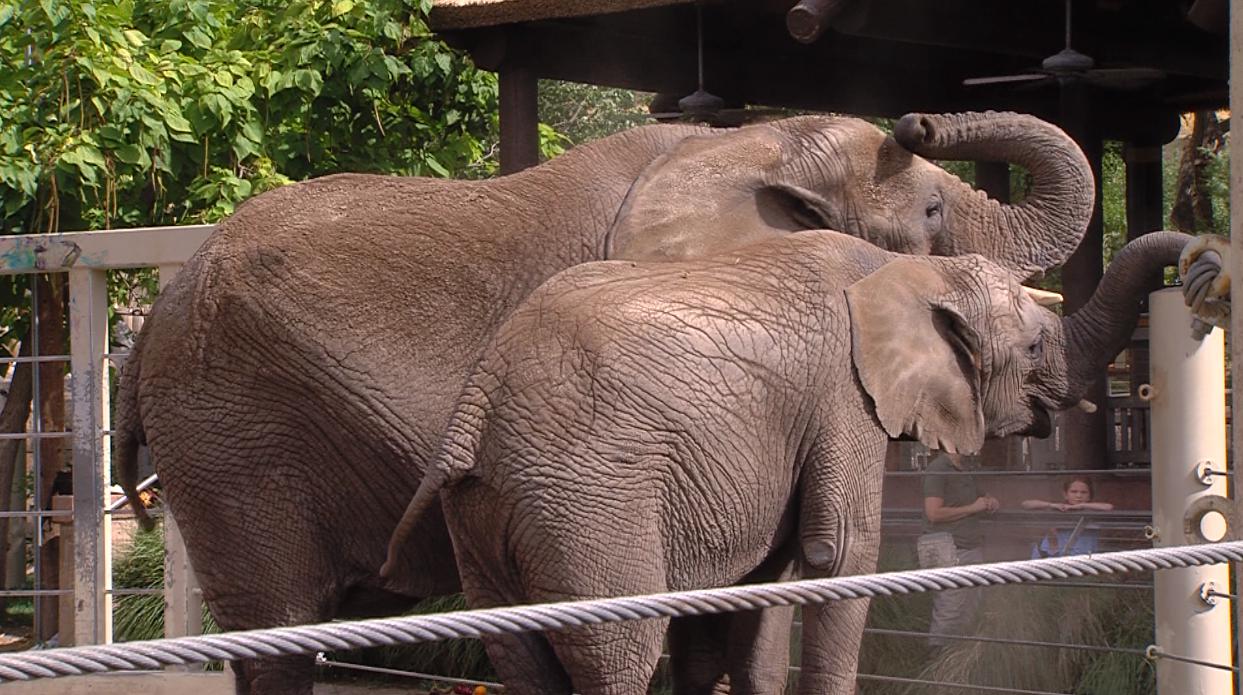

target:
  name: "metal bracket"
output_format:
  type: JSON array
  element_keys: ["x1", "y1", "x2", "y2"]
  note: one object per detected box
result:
[
  {"x1": 1183, "y1": 495, "x2": 1237, "y2": 543},
  {"x1": 1199, "y1": 581, "x2": 1235, "y2": 607},
  {"x1": 32, "y1": 240, "x2": 81, "y2": 271},
  {"x1": 1195, "y1": 460, "x2": 1229, "y2": 487}
]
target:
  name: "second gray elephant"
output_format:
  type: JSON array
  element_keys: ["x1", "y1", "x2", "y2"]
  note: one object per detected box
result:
[
  {"x1": 114, "y1": 111, "x2": 1094, "y2": 693},
  {"x1": 386, "y1": 230, "x2": 1208, "y2": 695}
]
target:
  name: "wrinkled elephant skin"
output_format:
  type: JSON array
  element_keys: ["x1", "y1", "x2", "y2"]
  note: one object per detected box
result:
[
  {"x1": 113, "y1": 112, "x2": 1097, "y2": 694},
  {"x1": 389, "y1": 230, "x2": 1214, "y2": 695}
]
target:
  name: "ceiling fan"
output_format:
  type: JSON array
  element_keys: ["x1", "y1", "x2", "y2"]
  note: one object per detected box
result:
[
  {"x1": 963, "y1": 0, "x2": 1165, "y2": 92},
  {"x1": 647, "y1": 2, "x2": 793, "y2": 127}
]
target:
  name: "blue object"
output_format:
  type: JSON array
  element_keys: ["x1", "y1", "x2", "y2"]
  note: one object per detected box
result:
[{"x1": 1031, "y1": 527, "x2": 1100, "y2": 558}]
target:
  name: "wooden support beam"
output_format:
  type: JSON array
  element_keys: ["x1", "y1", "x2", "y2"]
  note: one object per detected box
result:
[
  {"x1": 1060, "y1": 135, "x2": 1108, "y2": 470},
  {"x1": 499, "y1": 63, "x2": 540, "y2": 175},
  {"x1": 1125, "y1": 144, "x2": 1165, "y2": 242},
  {"x1": 787, "y1": 0, "x2": 851, "y2": 44},
  {"x1": 1122, "y1": 143, "x2": 1164, "y2": 398},
  {"x1": 973, "y1": 161, "x2": 1010, "y2": 204}
]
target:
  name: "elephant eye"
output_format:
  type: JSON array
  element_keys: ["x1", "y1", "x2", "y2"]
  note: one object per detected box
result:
[
  {"x1": 1026, "y1": 334, "x2": 1044, "y2": 361},
  {"x1": 925, "y1": 199, "x2": 943, "y2": 218}
]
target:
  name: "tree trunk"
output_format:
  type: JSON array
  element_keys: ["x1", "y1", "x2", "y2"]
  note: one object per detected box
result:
[
  {"x1": 1170, "y1": 111, "x2": 1226, "y2": 234},
  {"x1": 35, "y1": 274, "x2": 67, "y2": 510},
  {"x1": 0, "y1": 336, "x2": 34, "y2": 618}
]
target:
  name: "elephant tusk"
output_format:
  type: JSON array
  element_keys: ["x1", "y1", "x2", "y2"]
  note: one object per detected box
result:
[
  {"x1": 1077, "y1": 399, "x2": 1098, "y2": 413},
  {"x1": 1023, "y1": 286, "x2": 1064, "y2": 307}
]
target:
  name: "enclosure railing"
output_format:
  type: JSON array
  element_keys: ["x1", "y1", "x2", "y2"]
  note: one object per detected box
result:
[{"x1": 0, "y1": 225, "x2": 214, "y2": 647}]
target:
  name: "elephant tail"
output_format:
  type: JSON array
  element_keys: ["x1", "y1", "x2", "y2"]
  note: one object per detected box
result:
[
  {"x1": 114, "y1": 330, "x2": 155, "y2": 532},
  {"x1": 382, "y1": 376, "x2": 492, "y2": 580}
]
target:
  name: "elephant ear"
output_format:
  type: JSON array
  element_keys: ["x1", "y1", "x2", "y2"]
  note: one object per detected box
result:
[
  {"x1": 845, "y1": 258, "x2": 985, "y2": 454},
  {"x1": 605, "y1": 125, "x2": 840, "y2": 261}
]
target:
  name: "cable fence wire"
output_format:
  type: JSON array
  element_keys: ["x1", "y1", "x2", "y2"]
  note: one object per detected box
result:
[
  {"x1": 0, "y1": 540, "x2": 1239, "y2": 682},
  {"x1": 862, "y1": 627, "x2": 1148, "y2": 656},
  {"x1": 315, "y1": 654, "x2": 505, "y2": 690},
  {"x1": 856, "y1": 672, "x2": 1074, "y2": 695}
]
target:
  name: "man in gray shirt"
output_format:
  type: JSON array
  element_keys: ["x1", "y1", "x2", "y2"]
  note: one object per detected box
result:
[{"x1": 917, "y1": 451, "x2": 999, "y2": 647}]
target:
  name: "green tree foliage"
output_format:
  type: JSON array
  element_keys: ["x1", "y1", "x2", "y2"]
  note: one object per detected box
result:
[
  {"x1": 0, "y1": 0, "x2": 500, "y2": 235},
  {"x1": 538, "y1": 80, "x2": 654, "y2": 148}
]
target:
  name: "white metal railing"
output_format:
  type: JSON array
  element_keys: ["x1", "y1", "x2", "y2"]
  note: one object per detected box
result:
[{"x1": 0, "y1": 225, "x2": 214, "y2": 647}]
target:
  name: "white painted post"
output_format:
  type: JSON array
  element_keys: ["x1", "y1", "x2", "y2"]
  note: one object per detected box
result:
[
  {"x1": 157, "y1": 263, "x2": 204, "y2": 650},
  {"x1": 1149, "y1": 287, "x2": 1233, "y2": 694},
  {"x1": 1230, "y1": 1, "x2": 1243, "y2": 690},
  {"x1": 69, "y1": 268, "x2": 112, "y2": 645}
]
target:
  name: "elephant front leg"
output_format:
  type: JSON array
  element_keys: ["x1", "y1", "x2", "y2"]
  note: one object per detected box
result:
[
  {"x1": 725, "y1": 604, "x2": 796, "y2": 695},
  {"x1": 795, "y1": 434, "x2": 885, "y2": 695}
]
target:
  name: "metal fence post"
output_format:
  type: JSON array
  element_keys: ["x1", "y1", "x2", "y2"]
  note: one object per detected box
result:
[
  {"x1": 1149, "y1": 287, "x2": 1233, "y2": 694},
  {"x1": 157, "y1": 264, "x2": 204, "y2": 650},
  {"x1": 69, "y1": 268, "x2": 111, "y2": 645}
]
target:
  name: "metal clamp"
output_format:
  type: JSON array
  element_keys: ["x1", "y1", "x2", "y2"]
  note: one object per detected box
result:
[
  {"x1": 1196, "y1": 460, "x2": 1229, "y2": 487},
  {"x1": 1183, "y1": 495, "x2": 1237, "y2": 543},
  {"x1": 1199, "y1": 581, "x2": 1236, "y2": 607},
  {"x1": 1145, "y1": 644, "x2": 1239, "y2": 673}
]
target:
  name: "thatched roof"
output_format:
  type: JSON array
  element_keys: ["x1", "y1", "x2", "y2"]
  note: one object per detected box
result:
[{"x1": 429, "y1": 0, "x2": 692, "y2": 29}]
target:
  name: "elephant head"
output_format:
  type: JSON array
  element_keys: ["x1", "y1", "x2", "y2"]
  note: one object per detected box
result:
[
  {"x1": 844, "y1": 230, "x2": 1217, "y2": 456},
  {"x1": 606, "y1": 111, "x2": 1093, "y2": 281},
  {"x1": 844, "y1": 253, "x2": 1066, "y2": 456}
]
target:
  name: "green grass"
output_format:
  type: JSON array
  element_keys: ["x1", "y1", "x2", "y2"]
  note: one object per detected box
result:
[
  {"x1": 112, "y1": 527, "x2": 495, "y2": 685},
  {"x1": 112, "y1": 524, "x2": 218, "y2": 643},
  {"x1": 853, "y1": 541, "x2": 1155, "y2": 695},
  {"x1": 318, "y1": 593, "x2": 497, "y2": 688}
]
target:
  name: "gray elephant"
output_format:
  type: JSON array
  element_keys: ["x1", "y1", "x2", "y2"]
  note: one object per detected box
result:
[
  {"x1": 113, "y1": 111, "x2": 1094, "y2": 693},
  {"x1": 385, "y1": 229, "x2": 1210, "y2": 695}
]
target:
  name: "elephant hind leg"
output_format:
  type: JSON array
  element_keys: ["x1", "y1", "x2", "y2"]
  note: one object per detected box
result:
[
  {"x1": 669, "y1": 614, "x2": 730, "y2": 695},
  {"x1": 231, "y1": 655, "x2": 315, "y2": 695},
  {"x1": 479, "y1": 631, "x2": 573, "y2": 695},
  {"x1": 545, "y1": 616, "x2": 669, "y2": 695}
]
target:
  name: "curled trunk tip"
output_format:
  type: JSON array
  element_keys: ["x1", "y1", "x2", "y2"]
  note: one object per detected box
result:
[{"x1": 894, "y1": 113, "x2": 935, "y2": 149}]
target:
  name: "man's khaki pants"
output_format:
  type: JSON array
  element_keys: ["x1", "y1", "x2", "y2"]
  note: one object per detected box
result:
[{"x1": 916, "y1": 531, "x2": 983, "y2": 648}]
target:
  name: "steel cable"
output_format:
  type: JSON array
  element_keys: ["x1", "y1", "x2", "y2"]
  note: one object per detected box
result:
[{"x1": 0, "y1": 541, "x2": 1239, "y2": 682}]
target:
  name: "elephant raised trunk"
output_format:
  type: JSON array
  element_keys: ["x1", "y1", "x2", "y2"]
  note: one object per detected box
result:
[
  {"x1": 608, "y1": 112, "x2": 1095, "y2": 283},
  {"x1": 1056, "y1": 231, "x2": 1197, "y2": 403},
  {"x1": 894, "y1": 111, "x2": 1095, "y2": 280}
]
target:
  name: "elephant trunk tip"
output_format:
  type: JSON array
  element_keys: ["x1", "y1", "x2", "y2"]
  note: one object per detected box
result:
[
  {"x1": 379, "y1": 555, "x2": 398, "y2": 581},
  {"x1": 894, "y1": 114, "x2": 934, "y2": 149}
]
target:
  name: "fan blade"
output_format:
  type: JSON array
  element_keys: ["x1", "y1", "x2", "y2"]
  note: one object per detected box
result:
[
  {"x1": 963, "y1": 73, "x2": 1050, "y2": 87},
  {"x1": 1081, "y1": 67, "x2": 1165, "y2": 90}
]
